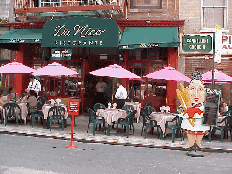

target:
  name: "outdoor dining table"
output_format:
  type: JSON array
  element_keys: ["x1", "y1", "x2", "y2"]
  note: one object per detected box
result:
[
  {"x1": 149, "y1": 112, "x2": 177, "y2": 138},
  {"x1": 42, "y1": 104, "x2": 68, "y2": 120},
  {"x1": 125, "y1": 102, "x2": 141, "y2": 123},
  {"x1": 96, "y1": 108, "x2": 127, "y2": 135}
]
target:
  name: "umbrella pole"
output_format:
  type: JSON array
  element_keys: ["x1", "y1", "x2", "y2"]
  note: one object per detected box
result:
[
  {"x1": 112, "y1": 78, "x2": 115, "y2": 104},
  {"x1": 54, "y1": 77, "x2": 56, "y2": 99}
]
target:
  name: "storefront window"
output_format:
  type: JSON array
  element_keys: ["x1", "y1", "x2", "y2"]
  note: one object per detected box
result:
[
  {"x1": 128, "y1": 56, "x2": 167, "y2": 101},
  {"x1": 147, "y1": 81, "x2": 166, "y2": 97},
  {"x1": 129, "y1": 48, "x2": 168, "y2": 61}
]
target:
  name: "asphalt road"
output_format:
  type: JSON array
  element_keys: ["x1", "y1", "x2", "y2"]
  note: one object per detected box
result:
[{"x1": 0, "y1": 134, "x2": 232, "y2": 174}]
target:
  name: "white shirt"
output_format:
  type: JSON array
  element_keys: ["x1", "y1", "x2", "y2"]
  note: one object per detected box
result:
[
  {"x1": 115, "y1": 85, "x2": 127, "y2": 100},
  {"x1": 96, "y1": 82, "x2": 107, "y2": 92},
  {"x1": 27, "y1": 79, "x2": 41, "y2": 94}
]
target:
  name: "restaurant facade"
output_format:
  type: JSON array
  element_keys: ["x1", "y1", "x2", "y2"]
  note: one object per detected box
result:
[{"x1": 0, "y1": 0, "x2": 185, "y2": 113}]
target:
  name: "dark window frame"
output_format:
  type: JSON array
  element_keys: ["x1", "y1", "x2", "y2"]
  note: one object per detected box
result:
[{"x1": 130, "y1": 0, "x2": 162, "y2": 9}]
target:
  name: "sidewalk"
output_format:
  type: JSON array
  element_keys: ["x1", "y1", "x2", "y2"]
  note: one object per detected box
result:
[{"x1": 0, "y1": 114, "x2": 232, "y2": 153}]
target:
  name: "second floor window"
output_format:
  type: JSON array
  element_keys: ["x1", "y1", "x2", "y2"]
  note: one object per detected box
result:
[
  {"x1": 202, "y1": 0, "x2": 227, "y2": 29},
  {"x1": 130, "y1": 0, "x2": 162, "y2": 9}
]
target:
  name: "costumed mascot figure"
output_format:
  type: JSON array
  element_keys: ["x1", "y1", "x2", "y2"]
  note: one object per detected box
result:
[{"x1": 176, "y1": 71, "x2": 210, "y2": 157}]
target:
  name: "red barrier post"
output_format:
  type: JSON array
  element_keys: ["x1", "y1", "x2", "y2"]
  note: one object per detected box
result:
[
  {"x1": 66, "y1": 100, "x2": 79, "y2": 149},
  {"x1": 66, "y1": 114, "x2": 77, "y2": 148}
]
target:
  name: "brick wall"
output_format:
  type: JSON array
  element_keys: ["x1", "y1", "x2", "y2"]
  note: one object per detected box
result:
[
  {"x1": 184, "y1": 58, "x2": 232, "y2": 105},
  {"x1": 127, "y1": 0, "x2": 179, "y2": 20}
]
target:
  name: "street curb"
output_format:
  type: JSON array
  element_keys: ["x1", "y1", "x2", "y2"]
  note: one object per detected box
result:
[{"x1": 0, "y1": 130, "x2": 232, "y2": 153}]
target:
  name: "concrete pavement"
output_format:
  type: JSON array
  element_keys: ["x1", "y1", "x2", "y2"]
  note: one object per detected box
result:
[
  {"x1": 2, "y1": 134, "x2": 232, "y2": 174},
  {"x1": 0, "y1": 114, "x2": 232, "y2": 153}
]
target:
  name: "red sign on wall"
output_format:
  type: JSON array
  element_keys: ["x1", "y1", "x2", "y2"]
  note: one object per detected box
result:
[{"x1": 68, "y1": 100, "x2": 80, "y2": 115}]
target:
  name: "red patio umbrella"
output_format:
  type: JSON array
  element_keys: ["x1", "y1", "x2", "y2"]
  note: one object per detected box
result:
[
  {"x1": 144, "y1": 66, "x2": 191, "y2": 109},
  {"x1": 144, "y1": 66, "x2": 191, "y2": 82},
  {"x1": 202, "y1": 69, "x2": 232, "y2": 83},
  {"x1": 32, "y1": 62, "x2": 78, "y2": 98},
  {"x1": 0, "y1": 61, "x2": 36, "y2": 96},
  {"x1": 0, "y1": 62, "x2": 35, "y2": 74},
  {"x1": 89, "y1": 64, "x2": 141, "y2": 102}
]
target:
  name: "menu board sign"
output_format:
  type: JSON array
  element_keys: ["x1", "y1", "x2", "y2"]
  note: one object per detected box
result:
[
  {"x1": 203, "y1": 88, "x2": 221, "y2": 126},
  {"x1": 68, "y1": 100, "x2": 80, "y2": 115}
]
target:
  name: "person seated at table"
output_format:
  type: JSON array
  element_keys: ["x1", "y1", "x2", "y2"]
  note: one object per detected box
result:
[
  {"x1": 26, "y1": 90, "x2": 37, "y2": 107},
  {"x1": 7, "y1": 87, "x2": 18, "y2": 101},
  {"x1": 0, "y1": 89, "x2": 10, "y2": 109},
  {"x1": 220, "y1": 100, "x2": 228, "y2": 116},
  {"x1": 115, "y1": 80, "x2": 127, "y2": 109}
]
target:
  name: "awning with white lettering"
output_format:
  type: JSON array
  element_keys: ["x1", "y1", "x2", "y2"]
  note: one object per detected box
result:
[
  {"x1": 0, "y1": 29, "x2": 42, "y2": 43},
  {"x1": 119, "y1": 27, "x2": 180, "y2": 49},
  {"x1": 42, "y1": 16, "x2": 121, "y2": 47}
]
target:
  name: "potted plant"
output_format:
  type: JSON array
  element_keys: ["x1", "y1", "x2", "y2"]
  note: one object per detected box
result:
[{"x1": 2, "y1": 18, "x2": 9, "y2": 24}]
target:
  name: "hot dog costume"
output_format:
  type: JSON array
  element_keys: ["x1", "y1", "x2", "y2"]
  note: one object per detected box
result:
[{"x1": 177, "y1": 71, "x2": 210, "y2": 157}]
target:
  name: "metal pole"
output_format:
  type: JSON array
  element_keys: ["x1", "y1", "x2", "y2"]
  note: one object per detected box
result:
[
  {"x1": 112, "y1": 78, "x2": 115, "y2": 103},
  {"x1": 212, "y1": 32, "x2": 215, "y2": 90}
]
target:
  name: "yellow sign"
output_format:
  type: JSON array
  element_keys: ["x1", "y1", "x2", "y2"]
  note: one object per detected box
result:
[{"x1": 215, "y1": 24, "x2": 222, "y2": 30}]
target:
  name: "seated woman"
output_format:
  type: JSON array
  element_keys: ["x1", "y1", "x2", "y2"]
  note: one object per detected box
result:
[
  {"x1": 0, "y1": 89, "x2": 10, "y2": 109},
  {"x1": 220, "y1": 100, "x2": 228, "y2": 116},
  {"x1": 26, "y1": 90, "x2": 37, "y2": 107}
]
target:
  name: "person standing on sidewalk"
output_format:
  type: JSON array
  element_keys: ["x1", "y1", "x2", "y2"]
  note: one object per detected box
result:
[
  {"x1": 94, "y1": 77, "x2": 107, "y2": 106},
  {"x1": 177, "y1": 71, "x2": 210, "y2": 157},
  {"x1": 115, "y1": 80, "x2": 127, "y2": 109}
]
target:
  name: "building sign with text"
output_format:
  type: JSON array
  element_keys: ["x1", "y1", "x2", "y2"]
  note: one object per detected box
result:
[
  {"x1": 42, "y1": 16, "x2": 121, "y2": 48},
  {"x1": 181, "y1": 34, "x2": 213, "y2": 54},
  {"x1": 221, "y1": 35, "x2": 232, "y2": 55},
  {"x1": 51, "y1": 49, "x2": 72, "y2": 60}
]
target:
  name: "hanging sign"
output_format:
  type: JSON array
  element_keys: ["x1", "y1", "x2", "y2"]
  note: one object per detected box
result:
[
  {"x1": 68, "y1": 100, "x2": 80, "y2": 115},
  {"x1": 51, "y1": 48, "x2": 72, "y2": 60},
  {"x1": 181, "y1": 34, "x2": 213, "y2": 54},
  {"x1": 42, "y1": 16, "x2": 121, "y2": 47},
  {"x1": 221, "y1": 35, "x2": 232, "y2": 55}
]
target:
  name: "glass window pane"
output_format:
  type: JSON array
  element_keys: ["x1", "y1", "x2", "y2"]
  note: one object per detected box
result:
[
  {"x1": 203, "y1": 0, "x2": 225, "y2": 6},
  {"x1": 203, "y1": 8, "x2": 224, "y2": 28},
  {"x1": 134, "y1": 0, "x2": 159, "y2": 6}
]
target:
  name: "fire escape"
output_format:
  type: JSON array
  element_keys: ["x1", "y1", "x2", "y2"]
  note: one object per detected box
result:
[{"x1": 14, "y1": 0, "x2": 128, "y2": 22}]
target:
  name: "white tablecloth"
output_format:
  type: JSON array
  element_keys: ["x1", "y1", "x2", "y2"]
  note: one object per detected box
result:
[
  {"x1": 150, "y1": 112, "x2": 177, "y2": 134},
  {"x1": 217, "y1": 116, "x2": 226, "y2": 127},
  {"x1": 18, "y1": 103, "x2": 28, "y2": 123},
  {"x1": 42, "y1": 104, "x2": 68, "y2": 120},
  {"x1": 96, "y1": 108, "x2": 127, "y2": 125}
]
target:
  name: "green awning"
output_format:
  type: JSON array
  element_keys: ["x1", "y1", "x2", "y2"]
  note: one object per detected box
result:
[
  {"x1": 0, "y1": 29, "x2": 42, "y2": 43},
  {"x1": 119, "y1": 27, "x2": 180, "y2": 49},
  {"x1": 42, "y1": 16, "x2": 121, "y2": 48}
]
